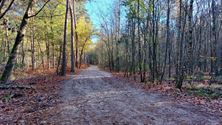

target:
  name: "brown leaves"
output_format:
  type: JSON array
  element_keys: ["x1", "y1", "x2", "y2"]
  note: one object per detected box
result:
[
  {"x1": 113, "y1": 73, "x2": 222, "y2": 114},
  {"x1": 0, "y1": 70, "x2": 69, "y2": 124}
]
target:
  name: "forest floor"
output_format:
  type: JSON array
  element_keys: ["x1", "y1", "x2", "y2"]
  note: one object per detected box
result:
[{"x1": 0, "y1": 65, "x2": 222, "y2": 124}]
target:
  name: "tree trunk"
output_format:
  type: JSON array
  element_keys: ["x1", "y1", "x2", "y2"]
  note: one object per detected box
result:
[
  {"x1": 2, "y1": 19, "x2": 7, "y2": 62},
  {"x1": 160, "y1": 0, "x2": 171, "y2": 83},
  {"x1": 176, "y1": 0, "x2": 183, "y2": 90},
  {"x1": 79, "y1": 37, "x2": 89, "y2": 68},
  {"x1": 0, "y1": 0, "x2": 32, "y2": 83},
  {"x1": 57, "y1": 44, "x2": 62, "y2": 75},
  {"x1": 131, "y1": 19, "x2": 136, "y2": 80},
  {"x1": 73, "y1": 0, "x2": 79, "y2": 68},
  {"x1": 3, "y1": 19, "x2": 10, "y2": 57},
  {"x1": 21, "y1": 39, "x2": 25, "y2": 67},
  {"x1": 70, "y1": 0, "x2": 75, "y2": 73},
  {"x1": 52, "y1": 43, "x2": 55, "y2": 68},
  {"x1": 60, "y1": 0, "x2": 69, "y2": 76},
  {"x1": 31, "y1": 21, "x2": 35, "y2": 70},
  {"x1": 46, "y1": 36, "x2": 50, "y2": 69},
  {"x1": 137, "y1": 0, "x2": 143, "y2": 82},
  {"x1": 187, "y1": 0, "x2": 194, "y2": 83},
  {"x1": 211, "y1": 0, "x2": 217, "y2": 77},
  {"x1": 152, "y1": 0, "x2": 157, "y2": 83}
]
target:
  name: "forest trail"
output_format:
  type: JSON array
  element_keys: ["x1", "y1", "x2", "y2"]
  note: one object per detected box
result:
[{"x1": 49, "y1": 66, "x2": 221, "y2": 125}]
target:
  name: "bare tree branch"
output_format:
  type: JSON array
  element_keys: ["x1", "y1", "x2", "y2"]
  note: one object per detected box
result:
[
  {"x1": 0, "y1": 0, "x2": 15, "y2": 19},
  {"x1": 0, "y1": 0, "x2": 6, "y2": 11},
  {"x1": 28, "y1": 0, "x2": 51, "y2": 18}
]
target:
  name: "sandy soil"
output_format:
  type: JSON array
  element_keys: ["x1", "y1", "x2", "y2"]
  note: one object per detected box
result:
[{"x1": 42, "y1": 66, "x2": 221, "y2": 125}]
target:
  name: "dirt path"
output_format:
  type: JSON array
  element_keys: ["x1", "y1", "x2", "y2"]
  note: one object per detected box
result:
[{"x1": 48, "y1": 66, "x2": 221, "y2": 125}]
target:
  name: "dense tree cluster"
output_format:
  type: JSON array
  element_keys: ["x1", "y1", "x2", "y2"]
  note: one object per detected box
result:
[
  {"x1": 0, "y1": 0, "x2": 94, "y2": 83},
  {"x1": 96, "y1": 0, "x2": 222, "y2": 89}
]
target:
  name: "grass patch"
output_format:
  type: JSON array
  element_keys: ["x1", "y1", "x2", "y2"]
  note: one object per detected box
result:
[{"x1": 187, "y1": 87, "x2": 222, "y2": 99}]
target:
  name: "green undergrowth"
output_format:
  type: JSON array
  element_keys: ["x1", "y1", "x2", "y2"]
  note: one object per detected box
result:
[{"x1": 187, "y1": 85, "x2": 222, "y2": 99}]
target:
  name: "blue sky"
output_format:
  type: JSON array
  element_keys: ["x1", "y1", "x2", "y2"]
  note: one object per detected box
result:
[
  {"x1": 85, "y1": 0, "x2": 114, "y2": 42},
  {"x1": 85, "y1": 0, "x2": 114, "y2": 29}
]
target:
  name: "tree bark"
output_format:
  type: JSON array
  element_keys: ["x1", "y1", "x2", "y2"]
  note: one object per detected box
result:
[
  {"x1": 0, "y1": 0, "x2": 32, "y2": 83},
  {"x1": 137, "y1": 0, "x2": 143, "y2": 82},
  {"x1": 79, "y1": 37, "x2": 89, "y2": 68},
  {"x1": 211, "y1": 0, "x2": 217, "y2": 77},
  {"x1": 0, "y1": 0, "x2": 15, "y2": 19},
  {"x1": 73, "y1": 0, "x2": 79, "y2": 68},
  {"x1": 69, "y1": 0, "x2": 75, "y2": 73},
  {"x1": 187, "y1": 0, "x2": 194, "y2": 83},
  {"x1": 176, "y1": 0, "x2": 183, "y2": 90},
  {"x1": 160, "y1": 0, "x2": 171, "y2": 83},
  {"x1": 131, "y1": 18, "x2": 136, "y2": 80},
  {"x1": 152, "y1": 0, "x2": 157, "y2": 83},
  {"x1": 60, "y1": 0, "x2": 69, "y2": 76},
  {"x1": 31, "y1": 17, "x2": 35, "y2": 70}
]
